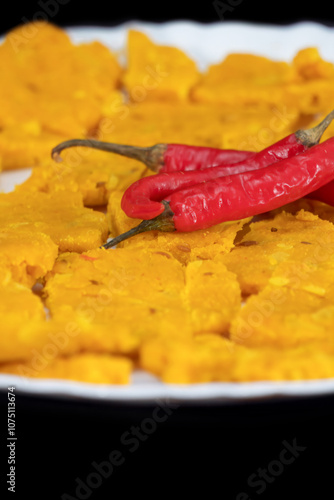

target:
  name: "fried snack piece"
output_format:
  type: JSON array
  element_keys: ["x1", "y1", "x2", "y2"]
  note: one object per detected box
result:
[
  {"x1": 293, "y1": 47, "x2": 334, "y2": 80},
  {"x1": 183, "y1": 259, "x2": 241, "y2": 333},
  {"x1": 44, "y1": 248, "x2": 194, "y2": 355},
  {"x1": 0, "y1": 353, "x2": 132, "y2": 385},
  {"x1": 106, "y1": 191, "x2": 249, "y2": 264},
  {"x1": 17, "y1": 150, "x2": 146, "y2": 207},
  {"x1": 0, "y1": 228, "x2": 58, "y2": 286},
  {"x1": 140, "y1": 333, "x2": 334, "y2": 383},
  {"x1": 100, "y1": 101, "x2": 228, "y2": 150},
  {"x1": 0, "y1": 269, "x2": 49, "y2": 362},
  {"x1": 230, "y1": 224, "x2": 334, "y2": 348},
  {"x1": 191, "y1": 52, "x2": 299, "y2": 111},
  {"x1": 230, "y1": 285, "x2": 334, "y2": 349},
  {"x1": 140, "y1": 334, "x2": 235, "y2": 383},
  {"x1": 0, "y1": 21, "x2": 123, "y2": 169},
  {"x1": 100, "y1": 99, "x2": 301, "y2": 154},
  {"x1": 122, "y1": 30, "x2": 201, "y2": 102},
  {"x1": 0, "y1": 190, "x2": 108, "y2": 252},
  {"x1": 286, "y1": 48, "x2": 334, "y2": 115},
  {"x1": 43, "y1": 247, "x2": 241, "y2": 356},
  {"x1": 1, "y1": 21, "x2": 122, "y2": 125},
  {"x1": 218, "y1": 210, "x2": 334, "y2": 296},
  {"x1": 219, "y1": 105, "x2": 301, "y2": 152},
  {"x1": 0, "y1": 125, "x2": 71, "y2": 171}
]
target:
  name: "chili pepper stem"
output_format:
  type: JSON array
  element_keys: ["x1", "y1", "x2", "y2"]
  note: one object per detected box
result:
[
  {"x1": 51, "y1": 139, "x2": 167, "y2": 172},
  {"x1": 295, "y1": 109, "x2": 334, "y2": 146},
  {"x1": 101, "y1": 201, "x2": 175, "y2": 249}
]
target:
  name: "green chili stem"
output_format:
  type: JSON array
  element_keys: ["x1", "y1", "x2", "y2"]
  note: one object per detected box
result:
[
  {"x1": 51, "y1": 139, "x2": 167, "y2": 172},
  {"x1": 101, "y1": 201, "x2": 175, "y2": 249},
  {"x1": 296, "y1": 109, "x2": 334, "y2": 147}
]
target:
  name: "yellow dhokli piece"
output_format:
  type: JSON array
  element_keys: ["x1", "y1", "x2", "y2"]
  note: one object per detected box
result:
[
  {"x1": 219, "y1": 105, "x2": 301, "y2": 152},
  {"x1": 17, "y1": 150, "x2": 146, "y2": 208},
  {"x1": 43, "y1": 247, "x2": 241, "y2": 356},
  {"x1": 286, "y1": 48, "x2": 334, "y2": 115},
  {"x1": 218, "y1": 209, "x2": 334, "y2": 296},
  {"x1": 0, "y1": 190, "x2": 108, "y2": 252},
  {"x1": 100, "y1": 100, "x2": 302, "y2": 154},
  {"x1": 230, "y1": 221, "x2": 334, "y2": 348},
  {"x1": 230, "y1": 285, "x2": 334, "y2": 349},
  {"x1": 0, "y1": 125, "x2": 70, "y2": 171},
  {"x1": 0, "y1": 228, "x2": 58, "y2": 287},
  {"x1": 0, "y1": 21, "x2": 123, "y2": 169},
  {"x1": 191, "y1": 48, "x2": 334, "y2": 116},
  {"x1": 0, "y1": 269, "x2": 48, "y2": 362},
  {"x1": 106, "y1": 191, "x2": 249, "y2": 264},
  {"x1": 293, "y1": 47, "x2": 334, "y2": 80},
  {"x1": 122, "y1": 30, "x2": 201, "y2": 102},
  {"x1": 191, "y1": 52, "x2": 299, "y2": 110},
  {"x1": 0, "y1": 353, "x2": 132, "y2": 385},
  {"x1": 140, "y1": 333, "x2": 334, "y2": 383}
]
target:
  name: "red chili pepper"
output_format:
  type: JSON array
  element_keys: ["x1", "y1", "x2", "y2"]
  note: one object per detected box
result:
[
  {"x1": 102, "y1": 137, "x2": 334, "y2": 248},
  {"x1": 306, "y1": 180, "x2": 334, "y2": 205},
  {"x1": 52, "y1": 139, "x2": 254, "y2": 172},
  {"x1": 121, "y1": 112, "x2": 334, "y2": 220}
]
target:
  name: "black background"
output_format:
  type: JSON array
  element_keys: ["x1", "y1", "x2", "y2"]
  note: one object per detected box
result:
[
  {"x1": 1, "y1": 1, "x2": 334, "y2": 499},
  {"x1": 1, "y1": 0, "x2": 334, "y2": 35}
]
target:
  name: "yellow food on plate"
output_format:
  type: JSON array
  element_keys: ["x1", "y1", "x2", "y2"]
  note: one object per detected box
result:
[
  {"x1": 0, "y1": 269, "x2": 48, "y2": 362},
  {"x1": 287, "y1": 47, "x2": 334, "y2": 115},
  {"x1": 42, "y1": 247, "x2": 241, "y2": 357},
  {"x1": 191, "y1": 52, "x2": 299, "y2": 110},
  {"x1": 0, "y1": 190, "x2": 108, "y2": 252},
  {"x1": 218, "y1": 209, "x2": 334, "y2": 296},
  {"x1": 122, "y1": 30, "x2": 201, "y2": 102},
  {"x1": 100, "y1": 100, "x2": 303, "y2": 154},
  {"x1": 17, "y1": 150, "x2": 146, "y2": 208},
  {"x1": 107, "y1": 191, "x2": 249, "y2": 264},
  {"x1": 140, "y1": 334, "x2": 334, "y2": 383},
  {"x1": 0, "y1": 125, "x2": 71, "y2": 171},
  {"x1": 230, "y1": 286, "x2": 334, "y2": 349},
  {"x1": 1, "y1": 21, "x2": 334, "y2": 387},
  {"x1": 0, "y1": 21, "x2": 123, "y2": 170},
  {"x1": 0, "y1": 353, "x2": 132, "y2": 385},
  {"x1": 0, "y1": 228, "x2": 58, "y2": 287}
]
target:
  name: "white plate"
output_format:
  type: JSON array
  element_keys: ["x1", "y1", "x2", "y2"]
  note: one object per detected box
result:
[{"x1": 1, "y1": 20, "x2": 334, "y2": 403}]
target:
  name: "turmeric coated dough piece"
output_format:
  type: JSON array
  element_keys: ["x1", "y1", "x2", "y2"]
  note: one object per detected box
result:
[
  {"x1": 191, "y1": 52, "x2": 299, "y2": 111},
  {"x1": 0, "y1": 353, "x2": 132, "y2": 385},
  {"x1": 191, "y1": 48, "x2": 334, "y2": 116},
  {"x1": 0, "y1": 190, "x2": 108, "y2": 252},
  {"x1": 0, "y1": 126, "x2": 70, "y2": 171},
  {"x1": 286, "y1": 48, "x2": 334, "y2": 115},
  {"x1": 0, "y1": 21, "x2": 123, "y2": 169},
  {"x1": 218, "y1": 210, "x2": 334, "y2": 296},
  {"x1": 230, "y1": 285, "x2": 334, "y2": 349},
  {"x1": 100, "y1": 100, "x2": 301, "y2": 154},
  {"x1": 106, "y1": 191, "x2": 249, "y2": 265},
  {"x1": 18, "y1": 151, "x2": 146, "y2": 207},
  {"x1": 0, "y1": 269, "x2": 49, "y2": 362},
  {"x1": 140, "y1": 333, "x2": 334, "y2": 383},
  {"x1": 43, "y1": 247, "x2": 241, "y2": 356},
  {"x1": 0, "y1": 228, "x2": 58, "y2": 287},
  {"x1": 122, "y1": 30, "x2": 201, "y2": 102},
  {"x1": 230, "y1": 225, "x2": 334, "y2": 348}
]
